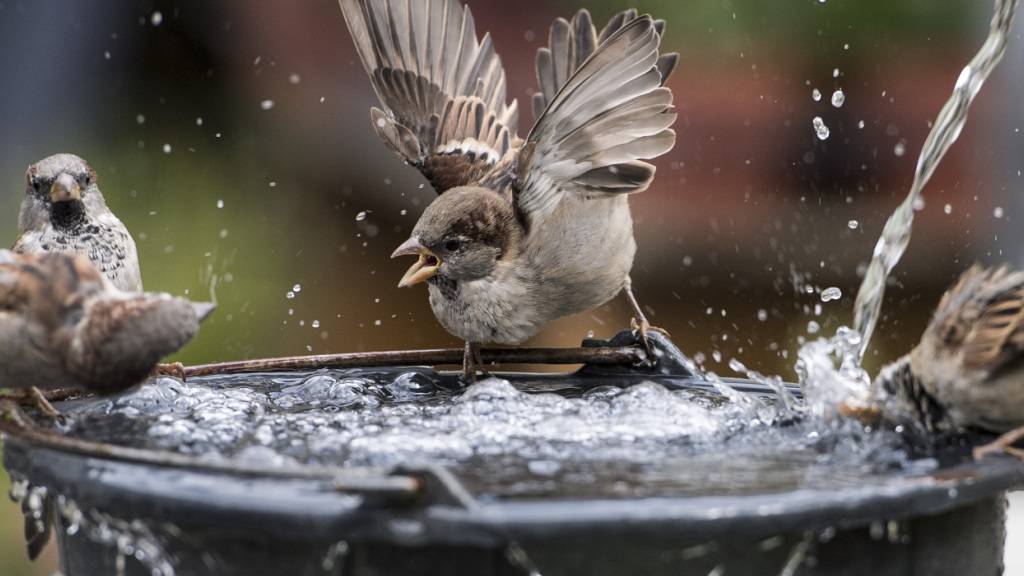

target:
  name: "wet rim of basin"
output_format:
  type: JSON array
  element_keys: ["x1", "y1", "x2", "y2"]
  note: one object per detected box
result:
[{"x1": 5, "y1": 364, "x2": 1024, "y2": 547}]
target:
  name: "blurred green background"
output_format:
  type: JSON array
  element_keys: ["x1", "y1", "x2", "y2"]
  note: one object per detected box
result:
[{"x1": 1, "y1": 0, "x2": 1022, "y2": 573}]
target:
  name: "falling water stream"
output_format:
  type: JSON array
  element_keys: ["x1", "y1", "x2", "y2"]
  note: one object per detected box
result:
[
  {"x1": 850, "y1": 0, "x2": 1019, "y2": 362},
  {"x1": 796, "y1": 0, "x2": 1020, "y2": 416}
]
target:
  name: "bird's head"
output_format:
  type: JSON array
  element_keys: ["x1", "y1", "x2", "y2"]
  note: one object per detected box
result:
[
  {"x1": 21, "y1": 154, "x2": 105, "y2": 230},
  {"x1": 391, "y1": 187, "x2": 520, "y2": 287}
]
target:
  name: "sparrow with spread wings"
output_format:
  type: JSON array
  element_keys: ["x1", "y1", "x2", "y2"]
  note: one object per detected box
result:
[{"x1": 340, "y1": 0, "x2": 678, "y2": 378}]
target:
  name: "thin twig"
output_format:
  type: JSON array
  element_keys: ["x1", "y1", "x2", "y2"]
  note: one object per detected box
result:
[
  {"x1": 183, "y1": 346, "x2": 645, "y2": 378},
  {"x1": 0, "y1": 399, "x2": 419, "y2": 496}
]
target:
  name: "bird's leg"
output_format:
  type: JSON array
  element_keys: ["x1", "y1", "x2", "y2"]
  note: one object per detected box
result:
[
  {"x1": 472, "y1": 343, "x2": 491, "y2": 379},
  {"x1": 623, "y1": 278, "x2": 669, "y2": 358},
  {"x1": 25, "y1": 387, "x2": 62, "y2": 420},
  {"x1": 973, "y1": 425, "x2": 1024, "y2": 461},
  {"x1": 462, "y1": 342, "x2": 478, "y2": 384},
  {"x1": 154, "y1": 362, "x2": 187, "y2": 381}
]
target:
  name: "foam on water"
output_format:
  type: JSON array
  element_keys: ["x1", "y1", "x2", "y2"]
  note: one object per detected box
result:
[{"x1": 56, "y1": 369, "x2": 935, "y2": 500}]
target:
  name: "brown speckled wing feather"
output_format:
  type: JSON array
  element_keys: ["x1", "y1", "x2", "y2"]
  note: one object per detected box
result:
[
  {"x1": 340, "y1": 0, "x2": 519, "y2": 194},
  {"x1": 927, "y1": 265, "x2": 1024, "y2": 375},
  {"x1": 963, "y1": 268, "x2": 1024, "y2": 372}
]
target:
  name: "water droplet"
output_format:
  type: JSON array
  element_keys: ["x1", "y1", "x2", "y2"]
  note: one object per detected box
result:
[
  {"x1": 162, "y1": 143, "x2": 172, "y2": 154},
  {"x1": 812, "y1": 116, "x2": 830, "y2": 140},
  {"x1": 355, "y1": 210, "x2": 370, "y2": 222},
  {"x1": 399, "y1": 209, "x2": 408, "y2": 216},
  {"x1": 711, "y1": 350, "x2": 722, "y2": 363},
  {"x1": 894, "y1": 142, "x2": 906, "y2": 157},
  {"x1": 150, "y1": 11, "x2": 163, "y2": 26},
  {"x1": 260, "y1": 99, "x2": 275, "y2": 111},
  {"x1": 219, "y1": 229, "x2": 229, "y2": 239},
  {"x1": 994, "y1": 206, "x2": 1004, "y2": 219},
  {"x1": 312, "y1": 320, "x2": 321, "y2": 328},
  {"x1": 288, "y1": 73, "x2": 301, "y2": 85},
  {"x1": 286, "y1": 291, "x2": 295, "y2": 299},
  {"x1": 833, "y1": 68, "x2": 840, "y2": 78},
  {"x1": 847, "y1": 220, "x2": 859, "y2": 230},
  {"x1": 136, "y1": 114, "x2": 146, "y2": 124},
  {"x1": 857, "y1": 120, "x2": 865, "y2": 129},
  {"x1": 216, "y1": 199, "x2": 224, "y2": 209},
  {"x1": 374, "y1": 319, "x2": 382, "y2": 326},
  {"x1": 292, "y1": 284, "x2": 302, "y2": 293},
  {"x1": 807, "y1": 321, "x2": 820, "y2": 334},
  {"x1": 196, "y1": 117, "x2": 203, "y2": 126},
  {"x1": 831, "y1": 90, "x2": 845, "y2": 108},
  {"x1": 944, "y1": 203, "x2": 953, "y2": 215},
  {"x1": 757, "y1": 309, "x2": 768, "y2": 322},
  {"x1": 821, "y1": 287, "x2": 842, "y2": 302},
  {"x1": 812, "y1": 88, "x2": 822, "y2": 102},
  {"x1": 912, "y1": 197, "x2": 926, "y2": 211}
]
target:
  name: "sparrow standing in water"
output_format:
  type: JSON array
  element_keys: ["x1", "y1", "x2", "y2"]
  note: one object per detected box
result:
[
  {"x1": 341, "y1": 1, "x2": 678, "y2": 378},
  {"x1": 14, "y1": 154, "x2": 142, "y2": 293},
  {"x1": 0, "y1": 250, "x2": 214, "y2": 416},
  {"x1": 873, "y1": 265, "x2": 1024, "y2": 459}
]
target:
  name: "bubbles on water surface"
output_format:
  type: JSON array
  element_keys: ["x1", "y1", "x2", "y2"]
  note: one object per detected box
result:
[{"x1": 54, "y1": 366, "x2": 934, "y2": 500}]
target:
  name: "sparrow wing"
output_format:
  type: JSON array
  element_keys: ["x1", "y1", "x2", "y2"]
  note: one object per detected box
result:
[
  {"x1": 531, "y1": 9, "x2": 678, "y2": 122},
  {"x1": 67, "y1": 294, "x2": 203, "y2": 393},
  {"x1": 340, "y1": 0, "x2": 519, "y2": 194},
  {"x1": 960, "y1": 266, "x2": 1024, "y2": 374},
  {"x1": 924, "y1": 265, "x2": 1024, "y2": 376},
  {"x1": 514, "y1": 15, "x2": 677, "y2": 223}
]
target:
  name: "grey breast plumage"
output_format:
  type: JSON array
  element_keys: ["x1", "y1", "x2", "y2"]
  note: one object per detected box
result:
[
  {"x1": 876, "y1": 265, "x2": 1024, "y2": 432},
  {"x1": 0, "y1": 250, "x2": 212, "y2": 394},
  {"x1": 339, "y1": 0, "x2": 678, "y2": 224},
  {"x1": 14, "y1": 153, "x2": 143, "y2": 293}
]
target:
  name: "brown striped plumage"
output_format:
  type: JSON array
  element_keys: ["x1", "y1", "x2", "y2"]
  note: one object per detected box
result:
[
  {"x1": 876, "y1": 265, "x2": 1024, "y2": 439},
  {"x1": 0, "y1": 250, "x2": 213, "y2": 394}
]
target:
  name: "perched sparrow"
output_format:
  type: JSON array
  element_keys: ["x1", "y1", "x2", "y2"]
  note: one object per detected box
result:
[
  {"x1": 341, "y1": 0, "x2": 678, "y2": 376},
  {"x1": 874, "y1": 265, "x2": 1024, "y2": 459},
  {"x1": 0, "y1": 250, "x2": 213, "y2": 408},
  {"x1": 14, "y1": 154, "x2": 142, "y2": 293}
]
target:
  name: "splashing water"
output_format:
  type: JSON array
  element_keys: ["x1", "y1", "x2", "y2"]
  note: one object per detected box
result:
[
  {"x1": 8, "y1": 477, "x2": 178, "y2": 576},
  {"x1": 850, "y1": 0, "x2": 1019, "y2": 362}
]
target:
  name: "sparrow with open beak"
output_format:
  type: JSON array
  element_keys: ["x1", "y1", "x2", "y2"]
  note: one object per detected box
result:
[
  {"x1": 341, "y1": 1, "x2": 678, "y2": 379},
  {"x1": 0, "y1": 250, "x2": 214, "y2": 415},
  {"x1": 14, "y1": 154, "x2": 142, "y2": 293},
  {"x1": 873, "y1": 265, "x2": 1024, "y2": 459}
]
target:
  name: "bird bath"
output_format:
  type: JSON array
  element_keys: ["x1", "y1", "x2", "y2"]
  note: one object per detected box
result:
[{"x1": 4, "y1": 332, "x2": 1022, "y2": 576}]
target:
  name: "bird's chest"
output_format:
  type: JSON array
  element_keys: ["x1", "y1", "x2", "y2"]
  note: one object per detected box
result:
[
  {"x1": 426, "y1": 272, "x2": 539, "y2": 345},
  {"x1": 32, "y1": 225, "x2": 129, "y2": 275},
  {"x1": 523, "y1": 196, "x2": 636, "y2": 311}
]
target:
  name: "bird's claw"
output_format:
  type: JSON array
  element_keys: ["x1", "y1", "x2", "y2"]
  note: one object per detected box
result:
[
  {"x1": 26, "y1": 387, "x2": 64, "y2": 424},
  {"x1": 154, "y1": 362, "x2": 187, "y2": 381},
  {"x1": 973, "y1": 426, "x2": 1024, "y2": 461},
  {"x1": 631, "y1": 317, "x2": 668, "y2": 359}
]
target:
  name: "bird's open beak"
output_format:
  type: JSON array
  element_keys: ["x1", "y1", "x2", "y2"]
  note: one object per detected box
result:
[
  {"x1": 391, "y1": 237, "x2": 440, "y2": 287},
  {"x1": 49, "y1": 173, "x2": 81, "y2": 203}
]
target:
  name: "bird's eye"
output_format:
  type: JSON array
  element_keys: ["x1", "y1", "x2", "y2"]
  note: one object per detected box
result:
[
  {"x1": 30, "y1": 179, "x2": 40, "y2": 193},
  {"x1": 444, "y1": 238, "x2": 464, "y2": 252}
]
